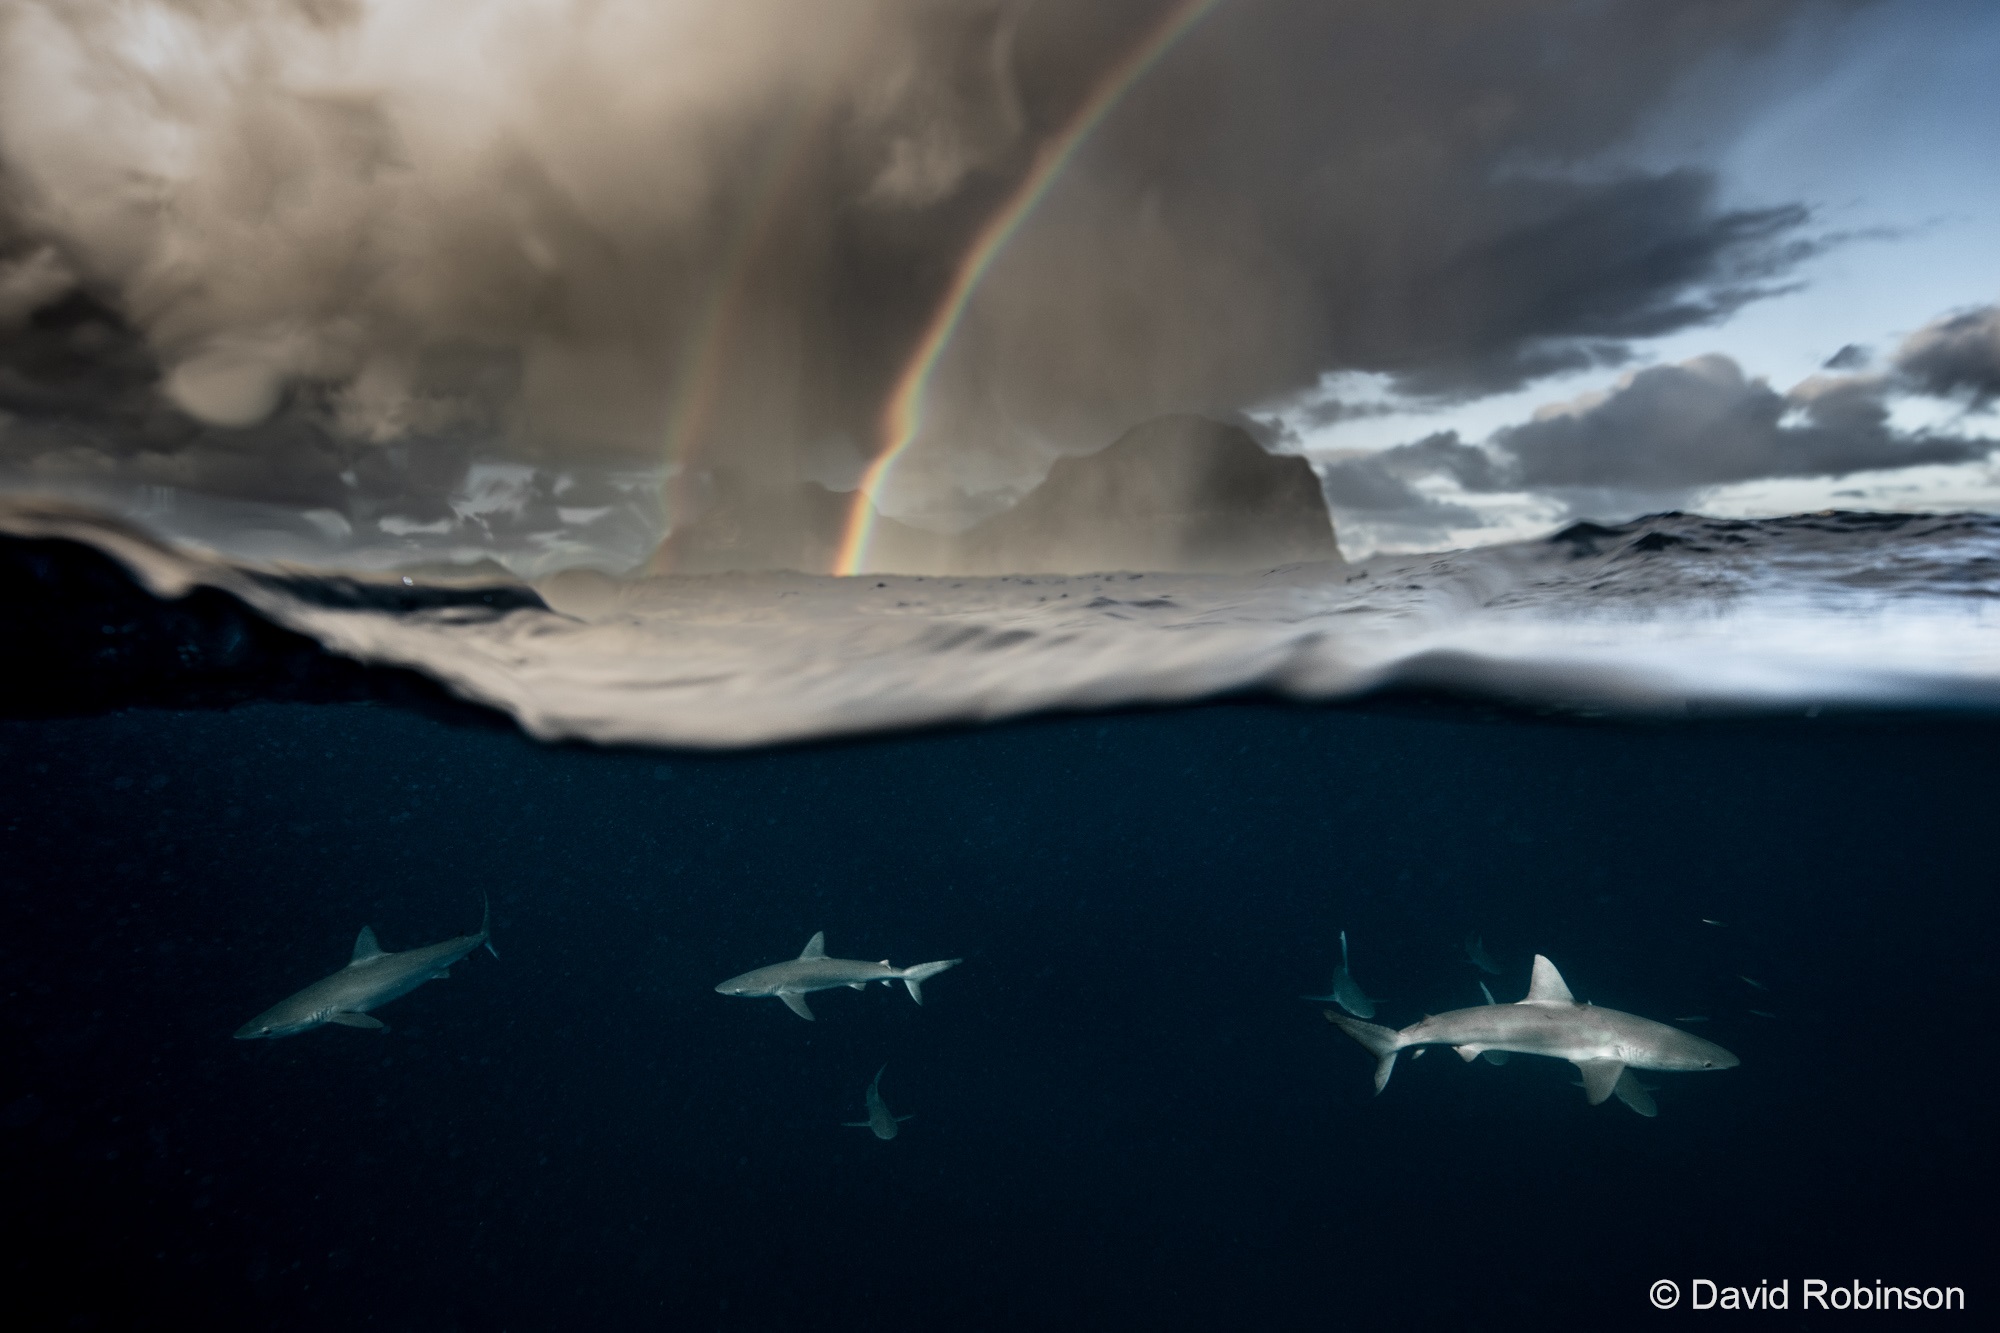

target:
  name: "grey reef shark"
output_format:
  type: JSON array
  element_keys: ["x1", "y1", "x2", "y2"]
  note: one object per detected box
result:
[
  {"x1": 236, "y1": 899, "x2": 497, "y2": 1039},
  {"x1": 1464, "y1": 934, "x2": 1503, "y2": 975},
  {"x1": 1302, "y1": 929, "x2": 1378, "y2": 1018},
  {"x1": 1325, "y1": 954, "x2": 1737, "y2": 1116},
  {"x1": 843, "y1": 1065, "x2": 915, "y2": 1140},
  {"x1": 714, "y1": 931, "x2": 961, "y2": 1020}
]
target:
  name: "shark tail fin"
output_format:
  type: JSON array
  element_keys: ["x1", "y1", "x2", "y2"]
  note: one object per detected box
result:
[
  {"x1": 898, "y1": 958, "x2": 961, "y2": 1005},
  {"x1": 1324, "y1": 1011, "x2": 1401, "y2": 1093}
]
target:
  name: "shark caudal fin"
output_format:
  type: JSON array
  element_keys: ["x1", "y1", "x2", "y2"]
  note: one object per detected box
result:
[
  {"x1": 1325, "y1": 1012, "x2": 1402, "y2": 1093},
  {"x1": 897, "y1": 958, "x2": 961, "y2": 1005}
]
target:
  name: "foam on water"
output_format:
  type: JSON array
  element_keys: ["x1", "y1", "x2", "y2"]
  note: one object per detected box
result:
[{"x1": 7, "y1": 501, "x2": 2000, "y2": 746}]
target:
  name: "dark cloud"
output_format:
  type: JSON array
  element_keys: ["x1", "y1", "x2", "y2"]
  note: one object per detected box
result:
[
  {"x1": 1320, "y1": 343, "x2": 1998, "y2": 548},
  {"x1": 1318, "y1": 433, "x2": 1490, "y2": 542},
  {"x1": 0, "y1": 0, "x2": 1881, "y2": 568},
  {"x1": 1382, "y1": 174, "x2": 1817, "y2": 399},
  {"x1": 1294, "y1": 398, "x2": 1397, "y2": 432},
  {"x1": 1495, "y1": 355, "x2": 1986, "y2": 502},
  {"x1": 1894, "y1": 304, "x2": 2000, "y2": 406}
]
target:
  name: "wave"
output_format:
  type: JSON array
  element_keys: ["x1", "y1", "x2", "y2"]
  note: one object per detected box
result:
[{"x1": 6, "y1": 498, "x2": 2000, "y2": 746}]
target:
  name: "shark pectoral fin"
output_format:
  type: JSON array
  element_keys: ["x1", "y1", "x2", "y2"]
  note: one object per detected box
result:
[
  {"x1": 351, "y1": 926, "x2": 386, "y2": 965},
  {"x1": 842, "y1": 1120, "x2": 870, "y2": 1129},
  {"x1": 433, "y1": 968, "x2": 450, "y2": 980},
  {"x1": 1482, "y1": 1051, "x2": 1510, "y2": 1065},
  {"x1": 329, "y1": 1012, "x2": 386, "y2": 1031},
  {"x1": 779, "y1": 992, "x2": 815, "y2": 1021},
  {"x1": 896, "y1": 1114, "x2": 915, "y2": 1123},
  {"x1": 1574, "y1": 1059, "x2": 1624, "y2": 1105},
  {"x1": 1454, "y1": 1045, "x2": 1484, "y2": 1063},
  {"x1": 1613, "y1": 1069, "x2": 1658, "y2": 1117}
]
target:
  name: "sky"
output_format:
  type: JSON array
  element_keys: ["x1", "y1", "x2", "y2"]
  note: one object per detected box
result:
[
  {"x1": 1287, "y1": 0, "x2": 2000, "y2": 554},
  {"x1": 1, "y1": 0, "x2": 1996, "y2": 571}
]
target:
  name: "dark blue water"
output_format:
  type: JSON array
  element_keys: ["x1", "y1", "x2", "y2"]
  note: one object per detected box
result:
[{"x1": 2, "y1": 700, "x2": 1990, "y2": 1329}]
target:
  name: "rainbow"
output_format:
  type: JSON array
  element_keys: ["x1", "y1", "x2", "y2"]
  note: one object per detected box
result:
[
  {"x1": 832, "y1": 0, "x2": 1226, "y2": 576},
  {"x1": 652, "y1": 107, "x2": 827, "y2": 571}
]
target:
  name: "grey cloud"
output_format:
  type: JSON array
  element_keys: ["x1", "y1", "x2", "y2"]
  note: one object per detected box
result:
[
  {"x1": 1894, "y1": 304, "x2": 2000, "y2": 406},
  {"x1": 1495, "y1": 356, "x2": 1986, "y2": 499},
  {"x1": 1384, "y1": 174, "x2": 1817, "y2": 399},
  {"x1": 0, "y1": 0, "x2": 1879, "y2": 568},
  {"x1": 1295, "y1": 398, "x2": 1396, "y2": 431},
  {"x1": 1319, "y1": 433, "x2": 1489, "y2": 540},
  {"x1": 1323, "y1": 342, "x2": 1998, "y2": 549}
]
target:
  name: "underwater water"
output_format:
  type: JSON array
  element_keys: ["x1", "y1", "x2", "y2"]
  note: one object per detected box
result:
[
  {"x1": 4, "y1": 506, "x2": 1997, "y2": 1329},
  {"x1": 3, "y1": 697, "x2": 1994, "y2": 1330}
]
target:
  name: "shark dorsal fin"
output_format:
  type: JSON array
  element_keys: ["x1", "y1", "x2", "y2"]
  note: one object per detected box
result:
[
  {"x1": 1523, "y1": 955, "x2": 1574, "y2": 1004},
  {"x1": 799, "y1": 931, "x2": 827, "y2": 960},
  {"x1": 351, "y1": 926, "x2": 386, "y2": 965}
]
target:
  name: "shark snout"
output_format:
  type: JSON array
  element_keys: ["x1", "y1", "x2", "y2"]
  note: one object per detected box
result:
[
  {"x1": 234, "y1": 1021, "x2": 275, "y2": 1040},
  {"x1": 1672, "y1": 1036, "x2": 1740, "y2": 1071}
]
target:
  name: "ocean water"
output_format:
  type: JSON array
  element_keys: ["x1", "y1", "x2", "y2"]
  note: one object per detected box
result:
[{"x1": 3, "y1": 507, "x2": 1996, "y2": 1329}]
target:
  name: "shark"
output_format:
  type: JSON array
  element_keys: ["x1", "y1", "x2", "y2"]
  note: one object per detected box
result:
[
  {"x1": 1464, "y1": 934, "x2": 1503, "y2": 975},
  {"x1": 1474, "y1": 981, "x2": 1509, "y2": 1064},
  {"x1": 236, "y1": 899, "x2": 497, "y2": 1039},
  {"x1": 1573, "y1": 1069, "x2": 1661, "y2": 1117},
  {"x1": 1302, "y1": 930, "x2": 1378, "y2": 1018},
  {"x1": 842, "y1": 1065, "x2": 914, "y2": 1140},
  {"x1": 714, "y1": 932, "x2": 961, "y2": 1021},
  {"x1": 1324, "y1": 954, "x2": 1737, "y2": 1111}
]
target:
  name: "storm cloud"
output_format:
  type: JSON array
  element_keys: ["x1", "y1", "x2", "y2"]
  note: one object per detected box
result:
[
  {"x1": 1321, "y1": 302, "x2": 2000, "y2": 549},
  {"x1": 1894, "y1": 304, "x2": 2000, "y2": 408},
  {"x1": 0, "y1": 0, "x2": 1887, "y2": 569}
]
